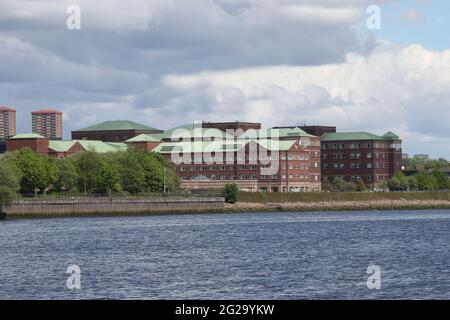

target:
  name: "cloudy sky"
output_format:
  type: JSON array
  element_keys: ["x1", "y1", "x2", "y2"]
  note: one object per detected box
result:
[{"x1": 1, "y1": 0, "x2": 449, "y2": 158}]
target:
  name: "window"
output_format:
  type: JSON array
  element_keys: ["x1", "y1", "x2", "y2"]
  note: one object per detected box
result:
[{"x1": 367, "y1": 163, "x2": 373, "y2": 169}]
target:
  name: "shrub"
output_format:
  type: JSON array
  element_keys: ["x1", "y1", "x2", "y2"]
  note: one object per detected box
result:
[{"x1": 222, "y1": 183, "x2": 238, "y2": 204}]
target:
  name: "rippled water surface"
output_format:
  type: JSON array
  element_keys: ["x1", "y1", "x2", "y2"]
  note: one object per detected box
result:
[{"x1": 1, "y1": 210, "x2": 450, "y2": 299}]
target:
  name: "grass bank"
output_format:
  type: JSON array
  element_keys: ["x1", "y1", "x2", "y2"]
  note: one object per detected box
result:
[
  {"x1": 225, "y1": 191, "x2": 450, "y2": 213},
  {"x1": 237, "y1": 191, "x2": 450, "y2": 203}
]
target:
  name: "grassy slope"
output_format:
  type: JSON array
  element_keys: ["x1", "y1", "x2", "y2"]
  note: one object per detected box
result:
[{"x1": 237, "y1": 191, "x2": 450, "y2": 203}]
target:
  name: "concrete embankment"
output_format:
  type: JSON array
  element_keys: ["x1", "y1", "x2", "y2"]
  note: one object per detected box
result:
[
  {"x1": 225, "y1": 199, "x2": 450, "y2": 213},
  {"x1": 4, "y1": 197, "x2": 225, "y2": 219}
]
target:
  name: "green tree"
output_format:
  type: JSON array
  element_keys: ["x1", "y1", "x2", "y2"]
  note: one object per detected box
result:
[
  {"x1": 406, "y1": 176, "x2": 418, "y2": 191},
  {"x1": 332, "y1": 177, "x2": 345, "y2": 192},
  {"x1": 96, "y1": 162, "x2": 121, "y2": 195},
  {"x1": 76, "y1": 151, "x2": 101, "y2": 193},
  {"x1": 15, "y1": 148, "x2": 58, "y2": 195},
  {"x1": 356, "y1": 179, "x2": 366, "y2": 192},
  {"x1": 388, "y1": 172, "x2": 409, "y2": 191},
  {"x1": 135, "y1": 151, "x2": 179, "y2": 193},
  {"x1": 222, "y1": 183, "x2": 238, "y2": 204},
  {"x1": 118, "y1": 151, "x2": 145, "y2": 194},
  {"x1": 416, "y1": 172, "x2": 439, "y2": 191},
  {"x1": 432, "y1": 170, "x2": 450, "y2": 190},
  {"x1": 0, "y1": 160, "x2": 20, "y2": 215},
  {"x1": 54, "y1": 158, "x2": 78, "y2": 192}
]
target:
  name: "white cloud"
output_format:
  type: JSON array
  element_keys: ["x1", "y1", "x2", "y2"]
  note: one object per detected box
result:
[{"x1": 161, "y1": 44, "x2": 450, "y2": 158}]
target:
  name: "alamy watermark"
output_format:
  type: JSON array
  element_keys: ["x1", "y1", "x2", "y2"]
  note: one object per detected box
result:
[
  {"x1": 66, "y1": 5, "x2": 81, "y2": 30},
  {"x1": 367, "y1": 5, "x2": 381, "y2": 30},
  {"x1": 66, "y1": 265, "x2": 81, "y2": 290},
  {"x1": 366, "y1": 264, "x2": 382, "y2": 290}
]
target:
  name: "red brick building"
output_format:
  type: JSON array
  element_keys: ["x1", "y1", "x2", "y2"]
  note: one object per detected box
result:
[
  {"x1": 0, "y1": 106, "x2": 16, "y2": 140},
  {"x1": 320, "y1": 131, "x2": 402, "y2": 189},
  {"x1": 32, "y1": 109, "x2": 63, "y2": 140},
  {"x1": 6, "y1": 133, "x2": 49, "y2": 155},
  {"x1": 71, "y1": 120, "x2": 163, "y2": 142},
  {"x1": 149, "y1": 127, "x2": 322, "y2": 192}
]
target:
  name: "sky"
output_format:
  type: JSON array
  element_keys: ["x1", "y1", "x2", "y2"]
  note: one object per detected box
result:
[{"x1": 0, "y1": 0, "x2": 449, "y2": 159}]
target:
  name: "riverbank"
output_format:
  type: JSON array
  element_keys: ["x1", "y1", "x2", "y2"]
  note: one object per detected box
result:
[
  {"x1": 2, "y1": 192, "x2": 450, "y2": 220},
  {"x1": 225, "y1": 191, "x2": 450, "y2": 213},
  {"x1": 225, "y1": 199, "x2": 450, "y2": 213}
]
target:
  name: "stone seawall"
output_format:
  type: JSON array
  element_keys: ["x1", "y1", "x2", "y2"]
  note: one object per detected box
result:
[{"x1": 4, "y1": 197, "x2": 225, "y2": 218}]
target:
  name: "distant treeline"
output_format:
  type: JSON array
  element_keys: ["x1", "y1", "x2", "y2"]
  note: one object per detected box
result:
[{"x1": 0, "y1": 148, "x2": 180, "y2": 211}]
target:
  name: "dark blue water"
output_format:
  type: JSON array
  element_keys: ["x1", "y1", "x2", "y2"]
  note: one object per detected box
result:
[{"x1": 1, "y1": 210, "x2": 450, "y2": 299}]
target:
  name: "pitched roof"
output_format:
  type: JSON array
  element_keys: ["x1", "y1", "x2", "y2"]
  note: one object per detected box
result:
[
  {"x1": 9, "y1": 133, "x2": 46, "y2": 139},
  {"x1": 255, "y1": 139, "x2": 297, "y2": 151},
  {"x1": 321, "y1": 132, "x2": 384, "y2": 141},
  {"x1": 75, "y1": 120, "x2": 159, "y2": 132},
  {"x1": 126, "y1": 133, "x2": 163, "y2": 143},
  {"x1": 77, "y1": 140, "x2": 127, "y2": 153},
  {"x1": 48, "y1": 141, "x2": 78, "y2": 152}
]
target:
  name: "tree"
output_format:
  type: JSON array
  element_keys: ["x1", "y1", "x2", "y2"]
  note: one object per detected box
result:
[
  {"x1": 15, "y1": 148, "x2": 58, "y2": 195},
  {"x1": 406, "y1": 176, "x2": 418, "y2": 191},
  {"x1": 0, "y1": 186, "x2": 16, "y2": 216},
  {"x1": 331, "y1": 177, "x2": 345, "y2": 192},
  {"x1": 0, "y1": 160, "x2": 20, "y2": 215},
  {"x1": 388, "y1": 172, "x2": 409, "y2": 191},
  {"x1": 432, "y1": 170, "x2": 450, "y2": 190},
  {"x1": 96, "y1": 162, "x2": 121, "y2": 195},
  {"x1": 222, "y1": 183, "x2": 238, "y2": 204},
  {"x1": 54, "y1": 158, "x2": 78, "y2": 192},
  {"x1": 118, "y1": 151, "x2": 145, "y2": 194},
  {"x1": 76, "y1": 151, "x2": 101, "y2": 193},
  {"x1": 416, "y1": 172, "x2": 438, "y2": 191},
  {"x1": 135, "y1": 151, "x2": 179, "y2": 193},
  {"x1": 357, "y1": 179, "x2": 367, "y2": 192}
]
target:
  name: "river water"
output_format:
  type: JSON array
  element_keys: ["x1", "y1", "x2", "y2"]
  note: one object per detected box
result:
[{"x1": 0, "y1": 210, "x2": 449, "y2": 299}]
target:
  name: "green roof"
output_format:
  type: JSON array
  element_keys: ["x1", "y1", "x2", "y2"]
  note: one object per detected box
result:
[
  {"x1": 77, "y1": 140, "x2": 127, "y2": 153},
  {"x1": 382, "y1": 131, "x2": 400, "y2": 140},
  {"x1": 241, "y1": 127, "x2": 315, "y2": 139},
  {"x1": 126, "y1": 133, "x2": 163, "y2": 143},
  {"x1": 75, "y1": 120, "x2": 159, "y2": 132},
  {"x1": 48, "y1": 140, "x2": 128, "y2": 153},
  {"x1": 105, "y1": 142, "x2": 128, "y2": 151},
  {"x1": 152, "y1": 139, "x2": 299, "y2": 154},
  {"x1": 256, "y1": 139, "x2": 297, "y2": 151},
  {"x1": 321, "y1": 132, "x2": 384, "y2": 141},
  {"x1": 10, "y1": 133, "x2": 45, "y2": 139},
  {"x1": 48, "y1": 141, "x2": 78, "y2": 152},
  {"x1": 321, "y1": 131, "x2": 401, "y2": 141},
  {"x1": 153, "y1": 140, "x2": 247, "y2": 154}
]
